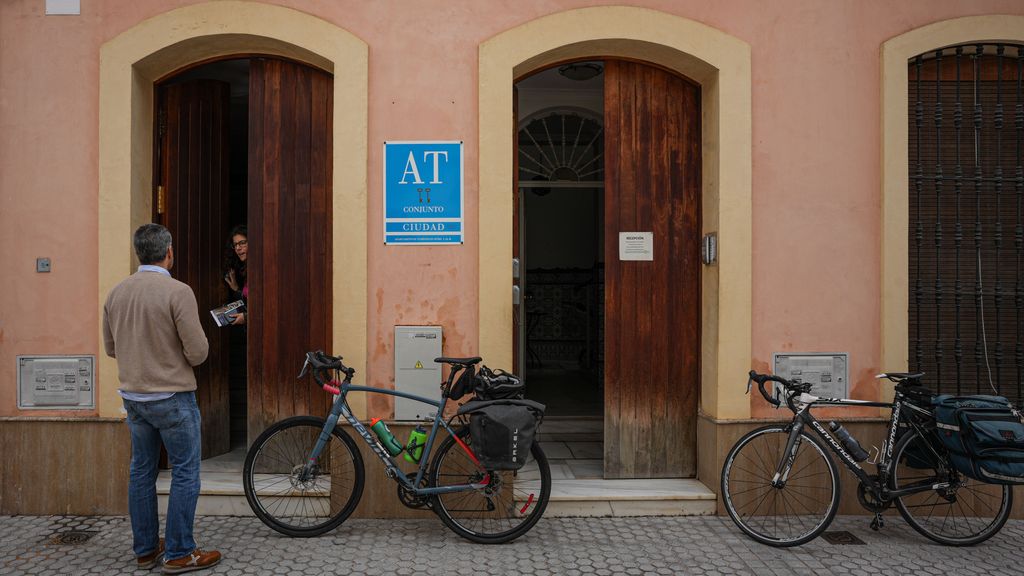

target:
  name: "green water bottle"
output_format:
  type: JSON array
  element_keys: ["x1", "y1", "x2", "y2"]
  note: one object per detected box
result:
[
  {"x1": 403, "y1": 425, "x2": 427, "y2": 463},
  {"x1": 369, "y1": 418, "x2": 403, "y2": 456}
]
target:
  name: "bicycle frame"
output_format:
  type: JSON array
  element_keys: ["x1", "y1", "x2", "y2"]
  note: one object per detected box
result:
[
  {"x1": 774, "y1": 391, "x2": 950, "y2": 499},
  {"x1": 303, "y1": 378, "x2": 488, "y2": 497}
]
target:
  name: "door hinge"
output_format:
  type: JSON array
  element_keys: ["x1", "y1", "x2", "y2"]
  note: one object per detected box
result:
[{"x1": 156, "y1": 185, "x2": 166, "y2": 215}]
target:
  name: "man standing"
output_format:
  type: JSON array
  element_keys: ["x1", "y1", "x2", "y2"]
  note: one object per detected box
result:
[{"x1": 103, "y1": 223, "x2": 222, "y2": 573}]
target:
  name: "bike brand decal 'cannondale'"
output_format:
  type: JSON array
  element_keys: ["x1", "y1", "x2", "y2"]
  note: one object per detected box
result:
[{"x1": 721, "y1": 370, "x2": 1012, "y2": 547}]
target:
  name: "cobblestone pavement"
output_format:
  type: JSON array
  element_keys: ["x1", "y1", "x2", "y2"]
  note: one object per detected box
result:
[{"x1": 1, "y1": 514, "x2": 1021, "y2": 575}]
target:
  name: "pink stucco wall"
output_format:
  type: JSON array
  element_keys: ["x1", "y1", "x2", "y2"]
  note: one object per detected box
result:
[{"x1": 2, "y1": 0, "x2": 1023, "y2": 417}]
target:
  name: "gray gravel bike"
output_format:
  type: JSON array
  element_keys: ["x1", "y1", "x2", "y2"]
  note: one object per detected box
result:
[
  {"x1": 721, "y1": 370, "x2": 1012, "y2": 547},
  {"x1": 242, "y1": 350, "x2": 551, "y2": 544}
]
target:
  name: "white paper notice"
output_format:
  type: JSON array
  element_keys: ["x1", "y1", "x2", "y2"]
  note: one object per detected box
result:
[{"x1": 619, "y1": 232, "x2": 653, "y2": 261}]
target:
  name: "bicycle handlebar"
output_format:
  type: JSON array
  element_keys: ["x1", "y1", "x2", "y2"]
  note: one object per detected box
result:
[
  {"x1": 299, "y1": 350, "x2": 355, "y2": 395},
  {"x1": 747, "y1": 370, "x2": 811, "y2": 410}
]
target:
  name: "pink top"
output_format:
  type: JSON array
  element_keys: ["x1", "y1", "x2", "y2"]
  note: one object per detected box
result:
[{"x1": 242, "y1": 284, "x2": 249, "y2": 300}]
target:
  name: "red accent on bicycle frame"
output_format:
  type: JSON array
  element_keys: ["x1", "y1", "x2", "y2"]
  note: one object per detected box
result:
[
  {"x1": 453, "y1": 433, "x2": 490, "y2": 485},
  {"x1": 323, "y1": 380, "x2": 341, "y2": 395},
  {"x1": 519, "y1": 493, "x2": 535, "y2": 515}
]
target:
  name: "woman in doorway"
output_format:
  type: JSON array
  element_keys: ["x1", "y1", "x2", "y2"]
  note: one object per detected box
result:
[{"x1": 223, "y1": 225, "x2": 248, "y2": 325}]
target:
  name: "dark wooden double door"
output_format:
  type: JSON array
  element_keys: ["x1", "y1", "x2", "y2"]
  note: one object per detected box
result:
[
  {"x1": 516, "y1": 60, "x2": 701, "y2": 478},
  {"x1": 155, "y1": 58, "x2": 333, "y2": 458}
]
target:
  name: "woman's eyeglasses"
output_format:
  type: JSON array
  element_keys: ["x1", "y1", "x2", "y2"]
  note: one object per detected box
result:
[{"x1": 233, "y1": 239, "x2": 248, "y2": 249}]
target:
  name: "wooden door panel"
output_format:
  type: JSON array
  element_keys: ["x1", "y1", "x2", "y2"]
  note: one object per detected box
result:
[
  {"x1": 247, "y1": 59, "x2": 333, "y2": 442},
  {"x1": 156, "y1": 80, "x2": 232, "y2": 459},
  {"x1": 604, "y1": 60, "x2": 700, "y2": 478}
]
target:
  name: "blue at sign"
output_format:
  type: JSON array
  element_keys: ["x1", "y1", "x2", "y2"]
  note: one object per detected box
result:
[{"x1": 384, "y1": 141, "x2": 463, "y2": 245}]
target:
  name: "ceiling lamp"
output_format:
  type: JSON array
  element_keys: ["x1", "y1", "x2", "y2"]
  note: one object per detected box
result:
[{"x1": 558, "y1": 62, "x2": 603, "y2": 81}]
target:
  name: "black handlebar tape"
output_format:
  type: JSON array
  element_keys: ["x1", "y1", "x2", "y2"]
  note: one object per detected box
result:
[{"x1": 749, "y1": 371, "x2": 783, "y2": 406}]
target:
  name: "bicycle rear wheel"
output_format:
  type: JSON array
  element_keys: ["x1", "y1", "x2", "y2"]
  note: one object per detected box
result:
[
  {"x1": 721, "y1": 425, "x2": 840, "y2": 547},
  {"x1": 429, "y1": 427, "x2": 550, "y2": 544},
  {"x1": 243, "y1": 416, "x2": 364, "y2": 537},
  {"x1": 891, "y1": 428, "x2": 1011, "y2": 545}
]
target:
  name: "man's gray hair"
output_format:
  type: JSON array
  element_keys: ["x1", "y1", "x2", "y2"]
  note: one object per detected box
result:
[{"x1": 134, "y1": 223, "x2": 173, "y2": 265}]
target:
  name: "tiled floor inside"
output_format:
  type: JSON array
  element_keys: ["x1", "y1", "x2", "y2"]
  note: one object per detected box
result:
[{"x1": 536, "y1": 417, "x2": 605, "y2": 480}]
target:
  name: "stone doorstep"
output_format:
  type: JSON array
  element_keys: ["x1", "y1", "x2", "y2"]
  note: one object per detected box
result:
[{"x1": 157, "y1": 472, "x2": 716, "y2": 518}]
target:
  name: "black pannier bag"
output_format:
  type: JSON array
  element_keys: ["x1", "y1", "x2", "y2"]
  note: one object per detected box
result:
[
  {"x1": 932, "y1": 394, "x2": 1024, "y2": 485},
  {"x1": 457, "y1": 398, "x2": 545, "y2": 470},
  {"x1": 474, "y1": 366, "x2": 525, "y2": 400}
]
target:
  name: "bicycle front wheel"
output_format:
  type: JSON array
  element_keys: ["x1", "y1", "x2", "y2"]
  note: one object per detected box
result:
[
  {"x1": 721, "y1": 425, "x2": 840, "y2": 547},
  {"x1": 243, "y1": 416, "x2": 365, "y2": 537},
  {"x1": 429, "y1": 427, "x2": 551, "y2": 544},
  {"x1": 891, "y1": 428, "x2": 1011, "y2": 545}
]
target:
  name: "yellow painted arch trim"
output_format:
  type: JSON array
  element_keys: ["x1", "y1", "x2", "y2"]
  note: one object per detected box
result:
[
  {"x1": 98, "y1": 1, "x2": 368, "y2": 418},
  {"x1": 478, "y1": 6, "x2": 752, "y2": 419},
  {"x1": 880, "y1": 15, "x2": 1024, "y2": 399}
]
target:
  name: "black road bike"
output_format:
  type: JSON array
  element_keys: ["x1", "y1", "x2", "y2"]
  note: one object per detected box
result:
[{"x1": 721, "y1": 370, "x2": 1012, "y2": 547}]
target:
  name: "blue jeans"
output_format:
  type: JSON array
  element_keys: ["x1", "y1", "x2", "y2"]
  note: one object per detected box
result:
[{"x1": 123, "y1": 392, "x2": 202, "y2": 561}]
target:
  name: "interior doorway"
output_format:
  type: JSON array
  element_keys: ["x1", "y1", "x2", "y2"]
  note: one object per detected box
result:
[
  {"x1": 154, "y1": 60, "x2": 248, "y2": 457},
  {"x1": 516, "y1": 65, "x2": 605, "y2": 419},
  {"x1": 154, "y1": 57, "x2": 334, "y2": 459}
]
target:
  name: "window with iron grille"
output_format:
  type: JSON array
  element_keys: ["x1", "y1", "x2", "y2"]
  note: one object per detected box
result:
[{"x1": 908, "y1": 44, "x2": 1024, "y2": 404}]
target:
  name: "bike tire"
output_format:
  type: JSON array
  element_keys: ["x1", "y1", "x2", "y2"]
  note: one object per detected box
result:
[
  {"x1": 243, "y1": 416, "x2": 365, "y2": 537},
  {"x1": 891, "y1": 428, "x2": 1012, "y2": 546},
  {"x1": 721, "y1": 425, "x2": 840, "y2": 547},
  {"x1": 429, "y1": 427, "x2": 550, "y2": 544}
]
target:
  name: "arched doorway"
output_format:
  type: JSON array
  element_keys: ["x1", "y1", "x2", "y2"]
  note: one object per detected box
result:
[
  {"x1": 154, "y1": 56, "x2": 335, "y2": 457},
  {"x1": 97, "y1": 2, "x2": 368, "y2": 423},
  {"x1": 515, "y1": 59, "x2": 701, "y2": 478}
]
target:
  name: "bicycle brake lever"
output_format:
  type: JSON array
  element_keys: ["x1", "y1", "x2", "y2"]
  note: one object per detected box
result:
[
  {"x1": 746, "y1": 378, "x2": 753, "y2": 395},
  {"x1": 297, "y1": 358, "x2": 310, "y2": 380}
]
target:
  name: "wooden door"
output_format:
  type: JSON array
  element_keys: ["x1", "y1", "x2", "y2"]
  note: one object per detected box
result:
[
  {"x1": 603, "y1": 60, "x2": 701, "y2": 478},
  {"x1": 154, "y1": 80, "x2": 232, "y2": 459},
  {"x1": 247, "y1": 58, "x2": 333, "y2": 442}
]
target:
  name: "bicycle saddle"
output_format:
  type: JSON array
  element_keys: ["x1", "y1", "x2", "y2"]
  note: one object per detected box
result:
[
  {"x1": 435, "y1": 356, "x2": 482, "y2": 366},
  {"x1": 876, "y1": 372, "x2": 925, "y2": 382}
]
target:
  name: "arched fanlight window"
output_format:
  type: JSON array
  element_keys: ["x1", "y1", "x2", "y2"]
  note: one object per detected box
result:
[{"x1": 518, "y1": 108, "x2": 603, "y2": 184}]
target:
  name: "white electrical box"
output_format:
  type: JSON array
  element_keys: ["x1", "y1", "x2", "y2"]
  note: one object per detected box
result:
[
  {"x1": 394, "y1": 326, "x2": 442, "y2": 420},
  {"x1": 18, "y1": 355, "x2": 95, "y2": 409}
]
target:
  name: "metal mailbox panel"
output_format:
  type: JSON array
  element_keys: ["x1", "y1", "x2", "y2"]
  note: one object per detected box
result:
[
  {"x1": 394, "y1": 326, "x2": 442, "y2": 420},
  {"x1": 772, "y1": 353, "x2": 849, "y2": 400},
  {"x1": 18, "y1": 355, "x2": 95, "y2": 409}
]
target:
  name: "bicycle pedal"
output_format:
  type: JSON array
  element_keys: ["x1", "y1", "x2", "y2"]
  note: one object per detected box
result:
[{"x1": 869, "y1": 514, "x2": 884, "y2": 531}]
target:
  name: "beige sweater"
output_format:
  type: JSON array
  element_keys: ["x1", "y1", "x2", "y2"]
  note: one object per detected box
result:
[{"x1": 103, "y1": 270, "x2": 209, "y2": 392}]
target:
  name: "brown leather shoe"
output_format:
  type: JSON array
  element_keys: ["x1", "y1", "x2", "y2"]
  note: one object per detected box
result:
[
  {"x1": 136, "y1": 538, "x2": 164, "y2": 569},
  {"x1": 161, "y1": 549, "x2": 221, "y2": 574}
]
